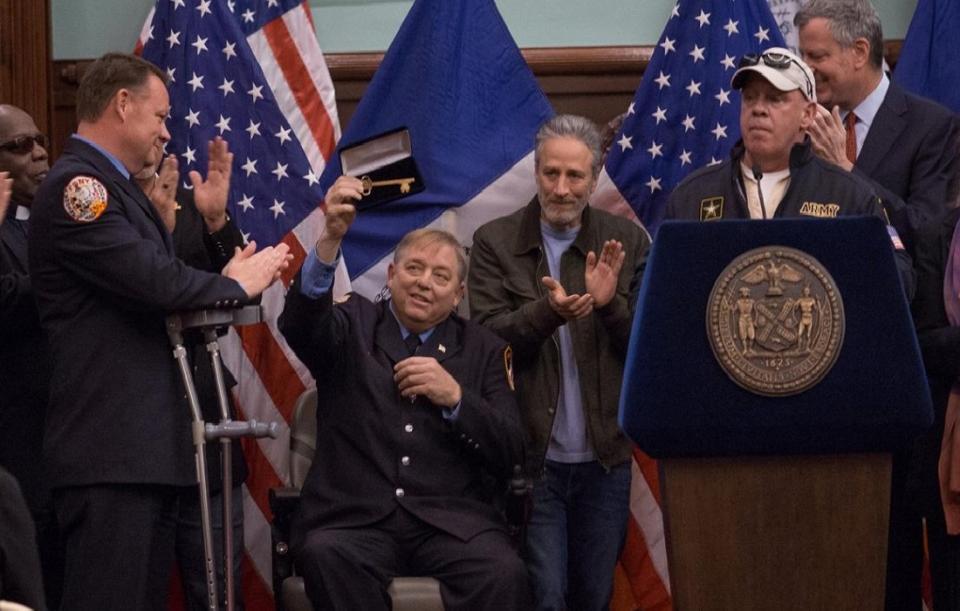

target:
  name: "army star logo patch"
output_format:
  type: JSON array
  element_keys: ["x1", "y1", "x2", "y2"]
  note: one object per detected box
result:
[{"x1": 700, "y1": 197, "x2": 723, "y2": 221}]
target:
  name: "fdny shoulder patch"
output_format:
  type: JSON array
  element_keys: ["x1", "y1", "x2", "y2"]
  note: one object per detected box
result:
[
  {"x1": 63, "y1": 175, "x2": 108, "y2": 222},
  {"x1": 700, "y1": 197, "x2": 723, "y2": 221},
  {"x1": 503, "y1": 345, "x2": 514, "y2": 391}
]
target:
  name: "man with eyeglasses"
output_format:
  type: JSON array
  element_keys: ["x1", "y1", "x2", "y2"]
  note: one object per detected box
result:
[
  {"x1": 0, "y1": 104, "x2": 62, "y2": 608},
  {"x1": 0, "y1": 105, "x2": 49, "y2": 506},
  {"x1": 796, "y1": 0, "x2": 959, "y2": 253},
  {"x1": 664, "y1": 47, "x2": 912, "y2": 297}
]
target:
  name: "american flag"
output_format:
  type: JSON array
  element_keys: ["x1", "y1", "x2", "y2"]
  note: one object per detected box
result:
[
  {"x1": 594, "y1": 0, "x2": 785, "y2": 236},
  {"x1": 138, "y1": 0, "x2": 340, "y2": 606},
  {"x1": 596, "y1": 2, "x2": 785, "y2": 609}
]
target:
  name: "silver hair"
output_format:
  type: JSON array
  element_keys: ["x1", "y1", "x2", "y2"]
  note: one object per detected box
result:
[
  {"x1": 534, "y1": 114, "x2": 603, "y2": 178},
  {"x1": 394, "y1": 228, "x2": 467, "y2": 283},
  {"x1": 795, "y1": 0, "x2": 884, "y2": 69}
]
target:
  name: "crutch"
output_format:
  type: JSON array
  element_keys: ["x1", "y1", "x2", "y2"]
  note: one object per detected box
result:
[{"x1": 167, "y1": 305, "x2": 279, "y2": 611}]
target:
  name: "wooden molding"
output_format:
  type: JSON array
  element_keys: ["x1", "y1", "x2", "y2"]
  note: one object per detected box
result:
[
  {"x1": 56, "y1": 45, "x2": 658, "y2": 85},
  {"x1": 48, "y1": 41, "x2": 905, "y2": 160}
]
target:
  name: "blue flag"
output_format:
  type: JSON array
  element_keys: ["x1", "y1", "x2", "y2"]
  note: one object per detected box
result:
[
  {"x1": 895, "y1": 0, "x2": 960, "y2": 113},
  {"x1": 603, "y1": 0, "x2": 785, "y2": 234},
  {"x1": 318, "y1": 0, "x2": 554, "y2": 288}
]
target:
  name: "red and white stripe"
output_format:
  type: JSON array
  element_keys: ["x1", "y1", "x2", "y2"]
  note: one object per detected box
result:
[
  {"x1": 141, "y1": 3, "x2": 341, "y2": 605},
  {"x1": 592, "y1": 176, "x2": 670, "y2": 609}
]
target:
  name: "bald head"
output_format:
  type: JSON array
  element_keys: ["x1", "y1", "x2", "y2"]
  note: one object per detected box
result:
[{"x1": 0, "y1": 105, "x2": 49, "y2": 207}]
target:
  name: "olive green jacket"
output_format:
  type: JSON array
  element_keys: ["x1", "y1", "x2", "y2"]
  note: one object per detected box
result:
[{"x1": 468, "y1": 198, "x2": 650, "y2": 475}]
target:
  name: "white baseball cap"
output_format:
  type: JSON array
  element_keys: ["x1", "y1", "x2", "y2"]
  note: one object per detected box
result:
[{"x1": 731, "y1": 47, "x2": 817, "y2": 103}]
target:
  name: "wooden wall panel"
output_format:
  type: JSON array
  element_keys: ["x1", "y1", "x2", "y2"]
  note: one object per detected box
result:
[{"x1": 0, "y1": 0, "x2": 53, "y2": 136}]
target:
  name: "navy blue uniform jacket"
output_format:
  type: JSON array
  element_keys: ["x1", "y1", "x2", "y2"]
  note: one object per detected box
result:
[
  {"x1": 0, "y1": 210, "x2": 49, "y2": 512},
  {"x1": 279, "y1": 275, "x2": 523, "y2": 547},
  {"x1": 28, "y1": 137, "x2": 249, "y2": 489}
]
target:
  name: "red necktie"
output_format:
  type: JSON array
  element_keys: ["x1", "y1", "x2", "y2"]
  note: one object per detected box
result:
[{"x1": 844, "y1": 112, "x2": 858, "y2": 164}]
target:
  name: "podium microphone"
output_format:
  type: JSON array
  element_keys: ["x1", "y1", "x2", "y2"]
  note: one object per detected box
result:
[{"x1": 752, "y1": 164, "x2": 768, "y2": 220}]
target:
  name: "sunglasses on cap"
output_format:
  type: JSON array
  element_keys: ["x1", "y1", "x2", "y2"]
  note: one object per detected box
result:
[
  {"x1": 738, "y1": 51, "x2": 814, "y2": 100},
  {"x1": 0, "y1": 134, "x2": 47, "y2": 155}
]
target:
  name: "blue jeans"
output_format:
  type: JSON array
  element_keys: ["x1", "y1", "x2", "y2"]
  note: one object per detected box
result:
[{"x1": 525, "y1": 460, "x2": 631, "y2": 611}]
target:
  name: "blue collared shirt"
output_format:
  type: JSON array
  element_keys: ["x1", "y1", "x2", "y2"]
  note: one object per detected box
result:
[
  {"x1": 298, "y1": 247, "x2": 460, "y2": 419},
  {"x1": 71, "y1": 134, "x2": 130, "y2": 180},
  {"x1": 845, "y1": 73, "x2": 889, "y2": 156}
]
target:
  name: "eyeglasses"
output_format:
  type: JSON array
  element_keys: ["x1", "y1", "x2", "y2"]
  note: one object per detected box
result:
[
  {"x1": 739, "y1": 52, "x2": 814, "y2": 100},
  {"x1": 0, "y1": 134, "x2": 47, "y2": 155}
]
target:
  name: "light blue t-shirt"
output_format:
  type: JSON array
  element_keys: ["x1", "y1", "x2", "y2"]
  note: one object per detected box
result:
[{"x1": 540, "y1": 221, "x2": 595, "y2": 463}]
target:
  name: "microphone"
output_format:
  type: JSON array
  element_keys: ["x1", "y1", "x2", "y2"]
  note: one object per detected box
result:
[{"x1": 752, "y1": 164, "x2": 768, "y2": 220}]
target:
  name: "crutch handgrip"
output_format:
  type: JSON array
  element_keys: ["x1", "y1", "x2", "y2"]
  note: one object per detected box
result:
[{"x1": 205, "y1": 419, "x2": 279, "y2": 440}]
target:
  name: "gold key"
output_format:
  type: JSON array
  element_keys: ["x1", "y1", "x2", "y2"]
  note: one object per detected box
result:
[{"x1": 360, "y1": 175, "x2": 416, "y2": 196}]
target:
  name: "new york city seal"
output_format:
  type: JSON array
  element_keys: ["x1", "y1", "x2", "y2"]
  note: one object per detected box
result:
[{"x1": 706, "y1": 246, "x2": 844, "y2": 396}]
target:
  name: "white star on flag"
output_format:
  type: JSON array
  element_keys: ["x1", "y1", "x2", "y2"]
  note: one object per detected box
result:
[
  {"x1": 275, "y1": 126, "x2": 292, "y2": 145},
  {"x1": 218, "y1": 78, "x2": 235, "y2": 96},
  {"x1": 271, "y1": 161, "x2": 289, "y2": 180},
  {"x1": 618, "y1": 134, "x2": 633, "y2": 152},
  {"x1": 654, "y1": 71, "x2": 671, "y2": 89},
  {"x1": 215, "y1": 114, "x2": 231, "y2": 135},
  {"x1": 196, "y1": 0, "x2": 212, "y2": 18},
  {"x1": 187, "y1": 72, "x2": 204, "y2": 92},
  {"x1": 237, "y1": 193, "x2": 254, "y2": 212},
  {"x1": 191, "y1": 35, "x2": 208, "y2": 54},
  {"x1": 241, "y1": 157, "x2": 257, "y2": 177}
]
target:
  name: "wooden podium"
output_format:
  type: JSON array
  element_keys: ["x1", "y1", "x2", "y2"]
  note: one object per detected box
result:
[
  {"x1": 663, "y1": 454, "x2": 889, "y2": 610},
  {"x1": 620, "y1": 219, "x2": 932, "y2": 610}
]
